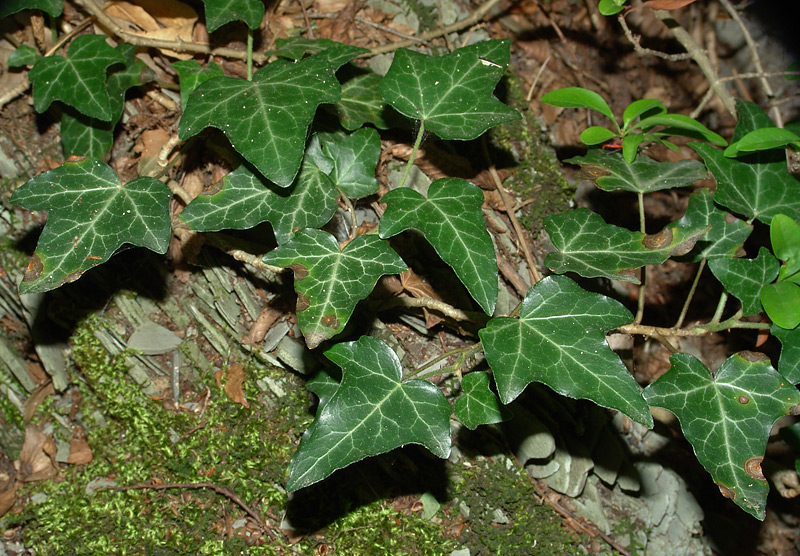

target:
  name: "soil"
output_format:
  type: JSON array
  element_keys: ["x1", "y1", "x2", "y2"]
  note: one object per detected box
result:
[{"x1": 1, "y1": 1, "x2": 799, "y2": 555}]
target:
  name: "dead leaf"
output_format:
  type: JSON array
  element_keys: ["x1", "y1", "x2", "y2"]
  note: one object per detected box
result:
[
  {"x1": 23, "y1": 382, "x2": 55, "y2": 423},
  {"x1": 223, "y1": 363, "x2": 250, "y2": 409},
  {"x1": 242, "y1": 306, "x2": 282, "y2": 345},
  {"x1": 67, "y1": 430, "x2": 93, "y2": 465},
  {"x1": 643, "y1": 0, "x2": 698, "y2": 9},
  {"x1": 103, "y1": 0, "x2": 198, "y2": 59},
  {"x1": 17, "y1": 425, "x2": 58, "y2": 482},
  {"x1": 400, "y1": 269, "x2": 444, "y2": 328},
  {"x1": 135, "y1": 128, "x2": 170, "y2": 176}
]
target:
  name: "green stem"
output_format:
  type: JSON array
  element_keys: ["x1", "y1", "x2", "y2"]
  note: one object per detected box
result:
[
  {"x1": 674, "y1": 258, "x2": 706, "y2": 329},
  {"x1": 405, "y1": 342, "x2": 481, "y2": 381},
  {"x1": 634, "y1": 192, "x2": 647, "y2": 324},
  {"x1": 398, "y1": 121, "x2": 426, "y2": 189},
  {"x1": 711, "y1": 291, "x2": 728, "y2": 324},
  {"x1": 246, "y1": 28, "x2": 254, "y2": 81}
]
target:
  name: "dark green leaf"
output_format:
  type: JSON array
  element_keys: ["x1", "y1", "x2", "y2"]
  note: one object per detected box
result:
[
  {"x1": 199, "y1": 0, "x2": 264, "y2": 32},
  {"x1": 172, "y1": 59, "x2": 225, "y2": 107},
  {"x1": 332, "y1": 71, "x2": 390, "y2": 131},
  {"x1": 380, "y1": 40, "x2": 520, "y2": 140},
  {"x1": 544, "y1": 208, "x2": 708, "y2": 283},
  {"x1": 380, "y1": 178, "x2": 497, "y2": 314},
  {"x1": 566, "y1": 149, "x2": 707, "y2": 193},
  {"x1": 0, "y1": 0, "x2": 62, "y2": 18},
  {"x1": 479, "y1": 275, "x2": 651, "y2": 426},
  {"x1": 179, "y1": 45, "x2": 367, "y2": 187},
  {"x1": 644, "y1": 352, "x2": 800, "y2": 520},
  {"x1": 262, "y1": 230, "x2": 406, "y2": 348},
  {"x1": 9, "y1": 158, "x2": 171, "y2": 293},
  {"x1": 287, "y1": 336, "x2": 451, "y2": 490},
  {"x1": 60, "y1": 110, "x2": 114, "y2": 158},
  {"x1": 314, "y1": 128, "x2": 381, "y2": 198},
  {"x1": 8, "y1": 45, "x2": 40, "y2": 67},
  {"x1": 29, "y1": 35, "x2": 125, "y2": 121},
  {"x1": 454, "y1": 371, "x2": 511, "y2": 430},
  {"x1": 270, "y1": 37, "x2": 348, "y2": 61},
  {"x1": 669, "y1": 188, "x2": 751, "y2": 262},
  {"x1": 708, "y1": 248, "x2": 779, "y2": 315},
  {"x1": 772, "y1": 325, "x2": 800, "y2": 383}
]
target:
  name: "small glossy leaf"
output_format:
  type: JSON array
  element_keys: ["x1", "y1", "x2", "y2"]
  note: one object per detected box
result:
[
  {"x1": 8, "y1": 45, "x2": 40, "y2": 67},
  {"x1": 622, "y1": 99, "x2": 665, "y2": 130},
  {"x1": 670, "y1": 188, "x2": 751, "y2": 262},
  {"x1": 580, "y1": 126, "x2": 618, "y2": 145},
  {"x1": 621, "y1": 133, "x2": 646, "y2": 163},
  {"x1": 179, "y1": 45, "x2": 367, "y2": 187},
  {"x1": 708, "y1": 248, "x2": 779, "y2": 315},
  {"x1": 313, "y1": 128, "x2": 381, "y2": 198},
  {"x1": 634, "y1": 113, "x2": 727, "y2": 146},
  {"x1": 270, "y1": 37, "x2": 347, "y2": 61},
  {"x1": 566, "y1": 149, "x2": 707, "y2": 193},
  {"x1": 172, "y1": 59, "x2": 225, "y2": 107},
  {"x1": 9, "y1": 158, "x2": 171, "y2": 293},
  {"x1": 772, "y1": 325, "x2": 800, "y2": 383},
  {"x1": 771, "y1": 214, "x2": 800, "y2": 281},
  {"x1": 0, "y1": 0, "x2": 62, "y2": 18},
  {"x1": 693, "y1": 101, "x2": 800, "y2": 224},
  {"x1": 454, "y1": 372, "x2": 511, "y2": 430},
  {"x1": 724, "y1": 127, "x2": 800, "y2": 157},
  {"x1": 380, "y1": 40, "x2": 520, "y2": 140},
  {"x1": 598, "y1": 0, "x2": 626, "y2": 15},
  {"x1": 541, "y1": 87, "x2": 617, "y2": 127},
  {"x1": 287, "y1": 336, "x2": 451, "y2": 490},
  {"x1": 199, "y1": 0, "x2": 264, "y2": 32},
  {"x1": 479, "y1": 275, "x2": 651, "y2": 426},
  {"x1": 262, "y1": 230, "x2": 406, "y2": 348},
  {"x1": 179, "y1": 152, "x2": 338, "y2": 244},
  {"x1": 333, "y1": 72, "x2": 390, "y2": 131},
  {"x1": 29, "y1": 35, "x2": 125, "y2": 121},
  {"x1": 644, "y1": 352, "x2": 800, "y2": 520},
  {"x1": 544, "y1": 208, "x2": 708, "y2": 283},
  {"x1": 380, "y1": 178, "x2": 497, "y2": 314},
  {"x1": 761, "y1": 281, "x2": 800, "y2": 329}
]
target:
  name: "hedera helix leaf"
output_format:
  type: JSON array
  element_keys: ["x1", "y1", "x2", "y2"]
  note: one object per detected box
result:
[
  {"x1": 544, "y1": 208, "x2": 708, "y2": 283},
  {"x1": 379, "y1": 178, "x2": 497, "y2": 314},
  {"x1": 270, "y1": 37, "x2": 349, "y2": 61},
  {"x1": 644, "y1": 352, "x2": 800, "y2": 520},
  {"x1": 772, "y1": 325, "x2": 800, "y2": 384},
  {"x1": 179, "y1": 44, "x2": 368, "y2": 187},
  {"x1": 669, "y1": 188, "x2": 751, "y2": 262},
  {"x1": 707, "y1": 247, "x2": 779, "y2": 316},
  {"x1": 380, "y1": 40, "x2": 521, "y2": 140},
  {"x1": 566, "y1": 149, "x2": 707, "y2": 193},
  {"x1": 9, "y1": 158, "x2": 171, "y2": 293},
  {"x1": 29, "y1": 35, "x2": 125, "y2": 121},
  {"x1": 312, "y1": 128, "x2": 382, "y2": 198},
  {"x1": 287, "y1": 336, "x2": 451, "y2": 491},
  {"x1": 262, "y1": 229, "x2": 407, "y2": 348},
  {"x1": 454, "y1": 371, "x2": 511, "y2": 430},
  {"x1": 8, "y1": 45, "x2": 40, "y2": 67},
  {"x1": 199, "y1": 0, "x2": 264, "y2": 32},
  {"x1": 332, "y1": 71, "x2": 390, "y2": 131},
  {"x1": 0, "y1": 0, "x2": 62, "y2": 18},
  {"x1": 693, "y1": 101, "x2": 800, "y2": 224},
  {"x1": 479, "y1": 275, "x2": 652, "y2": 427},
  {"x1": 172, "y1": 59, "x2": 225, "y2": 107}
]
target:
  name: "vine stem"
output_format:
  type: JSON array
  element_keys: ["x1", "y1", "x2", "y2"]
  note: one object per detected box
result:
[
  {"x1": 634, "y1": 192, "x2": 646, "y2": 325},
  {"x1": 405, "y1": 342, "x2": 482, "y2": 381},
  {"x1": 711, "y1": 291, "x2": 728, "y2": 324},
  {"x1": 674, "y1": 258, "x2": 706, "y2": 329},
  {"x1": 398, "y1": 120, "x2": 426, "y2": 189},
  {"x1": 246, "y1": 28, "x2": 254, "y2": 81}
]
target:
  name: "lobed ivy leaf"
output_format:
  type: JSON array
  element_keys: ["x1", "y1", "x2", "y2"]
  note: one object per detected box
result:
[
  {"x1": 380, "y1": 40, "x2": 520, "y2": 140},
  {"x1": 544, "y1": 208, "x2": 708, "y2": 283},
  {"x1": 311, "y1": 128, "x2": 381, "y2": 198},
  {"x1": 644, "y1": 352, "x2": 800, "y2": 520},
  {"x1": 707, "y1": 248, "x2": 779, "y2": 316},
  {"x1": 172, "y1": 59, "x2": 225, "y2": 107},
  {"x1": 772, "y1": 325, "x2": 800, "y2": 384},
  {"x1": 479, "y1": 275, "x2": 652, "y2": 427},
  {"x1": 179, "y1": 45, "x2": 367, "y2": 187},
  {"x1": 692, "y1": 101, "x2": 800, "y2": 224},
  {"x1": 669, "y1": 188, "x2": 751, "y2": 262},
  {"x1": 179, "y1": 149, "x2": 338, "y2": 244},
  {"x1": 0, "y1": 0, "x2": 62, "y2": 18},
  {"x1": 61, "y1": 44, "x2": 155, "y2": 157},
  {"x1": 262, "y1": 230, "x2": 407, "y2": 348},
  {"x1": 333, "y1": 71, "x2": 390, "y2": 131},
  {"x1": 9, "y1": 158, "x2": 171, "y2": 293},
  {"x1": 8, "y1": 45, "x2": 40, "y2": 67},
  {"x1": 566, "y1": 149, "x2": 707, "y2": 193},
  {"x1": 270, "y1": 37, "x2": 348, "y2": 61},
  {"x1": 379, "y1": 178, "x2": 497, "y2": 314},
  {"x1": 199, "y1": 0, "x2": 264, "y2": 32},
  {"x1": 29, "y1": 35, "x2": 125, "y2": 121},
  {"x1": 287, "y1": 336, "x2": 452, "y2": 491},
  {"x1": 454, "y1": 371, "x2": 511, "y2": 430}
]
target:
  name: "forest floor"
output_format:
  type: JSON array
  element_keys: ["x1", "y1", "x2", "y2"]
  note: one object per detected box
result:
[{"x1": 1, "y1": 0, "x2": 799, "y2": 555}]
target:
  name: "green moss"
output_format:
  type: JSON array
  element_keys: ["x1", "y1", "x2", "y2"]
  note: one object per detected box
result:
[
  {"x1": 491, "y1": 73, "x2": 574, "y2": 233},
  {"x1": 451, "y1": 458, "x2": 585, "y2": 555}
]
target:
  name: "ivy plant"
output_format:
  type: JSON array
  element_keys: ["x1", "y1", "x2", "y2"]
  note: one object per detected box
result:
[{"x1": 4, "y1": 1, "x2": 800, "y2": 525}]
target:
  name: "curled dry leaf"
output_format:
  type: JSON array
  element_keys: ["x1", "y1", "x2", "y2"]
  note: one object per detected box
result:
[
  {"x1": 67, "y1": 429, "x2": 93, "y2": 465},
  {"x1": 223, "y1": 363, "x2": 250, "y2": 409},
  {"x1": 17, "y1": 424, "x2": 58, "y2": 482},
  {"x1": 103, "y1": 0, "x2": 198, "y2": 59},
  {"x1": 242, "y1": 305, "x2": 282, "y2": 345}
]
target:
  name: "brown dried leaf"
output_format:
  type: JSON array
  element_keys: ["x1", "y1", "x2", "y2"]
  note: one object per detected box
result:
[
  {"x1": 67, "y1": 429, "x2": 93, "y2": 465},
  {"x1": 103, "y1": 0, "x2": 198, "y2": 59},
  {"x1": 17, "y1": 425, "x2": 58, "y2": 482},
  {"x1": 643, "y1": 0, "x2": 697, "y2": 9},
  {"x1": 224, "y1": 363, "x2": 250, "y2": 409},
  {"x1": 400, "y1": 269, "x2": 443, "y2": 328},
  {"x1": 242, "y1": 306, "x2": 282, "y2": 345}
]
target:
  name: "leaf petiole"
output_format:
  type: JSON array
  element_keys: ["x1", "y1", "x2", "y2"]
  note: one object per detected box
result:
[{"x1": 398, "y1": 120, "x2": 426, "y2": 189}]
